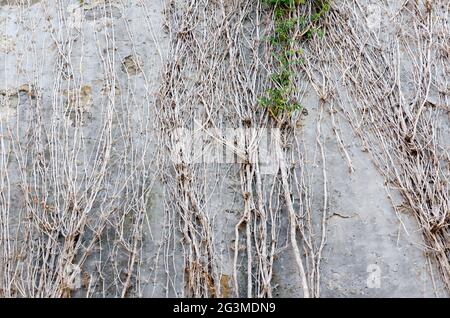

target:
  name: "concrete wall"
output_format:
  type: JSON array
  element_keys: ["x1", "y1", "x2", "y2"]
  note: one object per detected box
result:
[{"x1": 0, "y1": 0, "x2": 447, "y2": 297}]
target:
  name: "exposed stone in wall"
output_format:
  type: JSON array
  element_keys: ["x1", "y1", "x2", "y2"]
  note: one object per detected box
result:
[
  {"x1": 121, "y1": 55, "x2": 143, "y2": 76},
  {"x1": 63, "y1": 85, "x2": 93, "y2": 126}
]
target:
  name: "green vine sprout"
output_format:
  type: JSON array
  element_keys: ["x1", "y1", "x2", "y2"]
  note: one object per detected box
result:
[{"x1": 259, "y1": 0, "x2": 330, "y2": 118}]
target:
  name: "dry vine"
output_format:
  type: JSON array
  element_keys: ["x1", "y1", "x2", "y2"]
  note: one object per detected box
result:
[
  {"x1": 0, "y1": 0, "x2": 161, "y2": 297},
  {"x1": 301, "y1": 0, "x2": 450, "y2": 293},
  {"x1": 156, "y1": 0, "x2": 328, "y2": 298}
]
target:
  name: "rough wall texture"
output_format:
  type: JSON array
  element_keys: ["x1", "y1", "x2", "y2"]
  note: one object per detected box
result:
[{"x1": 0, "y1": 0, "x2": 448, "y2": 298}]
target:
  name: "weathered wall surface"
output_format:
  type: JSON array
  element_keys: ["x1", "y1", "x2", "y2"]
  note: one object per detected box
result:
[{"x1": 0, "y1": 0, "x2": 448, "y2": 297}]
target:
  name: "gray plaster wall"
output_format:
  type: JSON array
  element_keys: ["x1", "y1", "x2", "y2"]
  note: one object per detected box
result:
[{"x1": 0, "y1": 0, "x2": 448, "y2": 298}]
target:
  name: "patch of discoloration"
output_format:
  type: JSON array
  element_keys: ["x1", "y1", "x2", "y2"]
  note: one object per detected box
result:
[
  {"x1": 219, "y1": 274, "x2": 232, "y2": 298},
  {"x1": 121, "y1": 55, "x2": 143, "y2": 75},
  {"x1": 82, "y1": 0, "x2": 123, "y2": 21},
  {"x1": 63, "y1": 85, "x2": 93, "y2": 127},
  {"x1": 100, "y1": 82, "x2": 121, "y2": 96},
  {"x1": 0, "y1": 85, "x2": 35, "y2": 120}
]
